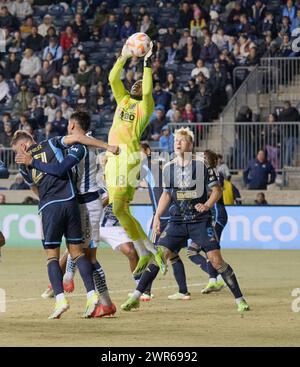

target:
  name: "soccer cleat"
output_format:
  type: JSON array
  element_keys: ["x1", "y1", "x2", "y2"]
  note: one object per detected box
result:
[
  {"x1": 168, "y1": 292, "x2": 191, "y2": 300},
  {"x1": 82, "y1": 292, "x2": 100, "y2": 318},
  {"x1": 140, "y1": 292, "x2": 154, "y2": 302},
  {"x1": 237, "y1": 299, "x2": 250, "y2": 312},
  {"x1": 132, "y1": 253, "x2": 153, "y2": 276},
  {"x1": 201, "y1": 280, "x2": 225, "y2": 294},
  {"x1": 92, "y1": 303, "x2": 117, "y2": 318},
  {"x1": 154, "y1": 246, "x2": 167, "y2": 275},
  {"x1": 121, "y1": 297, "x2": 140, "y2": 311},
  {"x1": 128, "y1": 292, "x2": 154, "y2": 302},
  {"x1": 41, "y1": 285, "x2": 54, "y2": 299},
  {"x1": 48, "y1": 298, "x2": 70, "y2": 319},
  {"x1": 63, "y1": 279, "x2": 74, "y2": 293}
]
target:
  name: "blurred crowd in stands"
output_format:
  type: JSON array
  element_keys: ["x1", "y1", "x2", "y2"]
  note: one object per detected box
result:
[{"x1": 0, "y1": 0, "x2": 299, "y2": 160}]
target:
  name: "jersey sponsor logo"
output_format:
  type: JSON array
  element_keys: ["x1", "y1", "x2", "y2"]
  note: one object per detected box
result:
[
  {"x1": 176, "y1": 190, "x2": 197, "y2": 200},
  {"x1": 29, "y1": 145, "x2": 43, "y2": 154},
  {"x1": 119, "y1": 109, "x2": 135, "y2": 123}
]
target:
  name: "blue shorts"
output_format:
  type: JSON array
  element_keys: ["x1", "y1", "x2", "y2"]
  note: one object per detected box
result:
[
  {"x1": 40, "y1": 199, "x2": 83, "y2": 249},
  {"x1": 158, "y1": 220, "x2": 219, "y2": 254},
  {"x1": 149, "y1": 218, "x2": 169, "y2": 245}
]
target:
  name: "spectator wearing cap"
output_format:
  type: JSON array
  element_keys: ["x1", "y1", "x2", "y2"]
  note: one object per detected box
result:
[
  {"x1": 102, "y1": 13, "x2": 120, "y2": 41},
  {"x1": 12, "y1": 81, "x2": 33, "y2": 115},
  {"x1": 179, "y1": 1, "x2": 193, "y2": 29},
  {"x1": 282, "y1": 0, "x2": 297, "y2": 23},
  {"x1": 139, "y1": 14, "x2": 157, "y2": 40},
  {"x1": 153, "y1": 83, "x2": 171, "y2": 112},
  {"x1": 25, "y1": 25, "x2": 44, "y2": 52},
  {"x1": 159, "y1": 125, "x2": 174, "y2": 153},
  {"x1": 172, "y1": 87, "x2": 190, "y2": 110},
  {"x1": 38, "y1": 14, "x2": 55, "y2": 37},
  {"x1": 180, "y1": 36, "x2": 200, "y2": 63},
  {"x1": 190, "y1": 8, "x2": 206, "y2": 39},
  {"x1": 59, "y1": 66, "x2": 76, "y2": 89},
  {"x1": 162, "y1": 26, "x2": 180, "y2": 48},
  {"x1": 46, "y1": 109, "x2": 68, "y2": 139},
  {"x1": 291, "y1": 8, "x2": 300, "y2": 31},
  {"x1": 75, "y1": 60, "x2": 93, "y2": 88},
  {"x1": 150, "y1": 109, "x2": 167, "y2": 141},
  {"x1": 182, "y1": 103, "x2": 196, "y2": 122},
  {"x1": 72, "y1": 13, "x2": 90, "y2": 42},
  {"x1": 120, "y1": 20, "x2": 136, "y2": 41},
  {"x1": 19, "y1": 48, "x2": 41, "y2": 78},
  {"x1": 10, "y1": 0, "x2": 32, "y2": 19},
  {"x1": 10, "y1": 173, "x2": 30, "y2": 190},
  {"x1": 60, "y1": 25, "x2": 77, "y2": 52},
  {"x1": 0, "y1": 5, "x2": 17, "y2": 29},
  {"x1": 0, "y1": 73, "x2": 11, "y2": 105},
  {"x1": 43, "y1": 36, "x2": 63, "y2": 61}
]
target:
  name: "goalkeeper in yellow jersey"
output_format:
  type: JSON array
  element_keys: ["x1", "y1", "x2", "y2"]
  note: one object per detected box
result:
[{"x1": 106, "y1": 41, "x2": 167, "y2": 275}]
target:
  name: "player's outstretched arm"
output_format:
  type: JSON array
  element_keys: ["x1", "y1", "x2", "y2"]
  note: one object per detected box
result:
[
  {"x1": 139, "y1": 42, "x2": 155, "y2": 134},
  {"x1": 63, "y1": 135, "x2": 119, "y2": 155},
  {"x1": 153, "y1": 191, "x2": 171, "y2": 234},
  {"x1": 108, "y1": 44, "x2": 131, "y2": 104}
]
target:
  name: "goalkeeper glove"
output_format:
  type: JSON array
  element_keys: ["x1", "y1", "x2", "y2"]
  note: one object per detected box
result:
[
  {"x1": 144, "y1": 41, "x2": 154, "y2": 67},
  {"x1": 120, "y1": 44, "x2": 132, "y2": 62}
]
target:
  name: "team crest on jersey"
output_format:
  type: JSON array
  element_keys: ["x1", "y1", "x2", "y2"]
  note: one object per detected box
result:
[
  {"x1": 160, "y1": 231, "x2": 167, "y2": 238},
  {"x1": 207, "y1": 227, "x2": 215, "y2": 238}
]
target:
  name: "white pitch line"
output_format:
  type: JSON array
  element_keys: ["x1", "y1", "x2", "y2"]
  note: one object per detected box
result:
[{"x1": 5, "y1": 282, "x2": 207, "y2": 304}]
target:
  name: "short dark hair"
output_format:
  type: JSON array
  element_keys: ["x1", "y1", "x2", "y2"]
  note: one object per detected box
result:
[{"x1": 70, "y1": 111, "x2": 91, "y2": 132}]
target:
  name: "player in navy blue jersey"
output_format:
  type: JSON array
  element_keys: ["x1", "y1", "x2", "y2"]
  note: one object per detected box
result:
[
  {"x1": 187, "y1": 149, "x2": 227, "y2": 294},
  {"x1": 16, "y1": 112, "x2": 118, "y2": 317},
  {"x1": 12, "y1": 129, "x2": 117, "y2": 319},
  {"x1": 121, "y1": 127, "x2": 249, "y2": 313}
]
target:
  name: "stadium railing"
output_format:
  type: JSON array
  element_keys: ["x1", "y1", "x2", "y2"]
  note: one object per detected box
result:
[
  {"x1": 169, "y1": 122, "x2": 300, "y2": 172},
  {"x1": 0, "y1": 148, "x2": 17, "y2": 173}
]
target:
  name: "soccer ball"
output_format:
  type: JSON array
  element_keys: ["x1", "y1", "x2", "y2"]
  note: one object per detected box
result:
[{"x1": 126, "y1": 33, "x2": 151, "y2": 58}]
